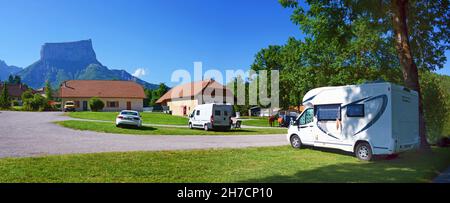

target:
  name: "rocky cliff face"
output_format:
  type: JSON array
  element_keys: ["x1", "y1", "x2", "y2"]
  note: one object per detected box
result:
[
  {"x1": 40, "y1": 39, "x2": 98, "y2": 63},
  {"x1": 17, "y1": 39, "x2": 157, "y2": 89}
]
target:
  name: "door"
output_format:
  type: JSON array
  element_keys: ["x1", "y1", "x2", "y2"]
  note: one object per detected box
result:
[
  {"x1": 126, "y1": 101, "x2": 131, "y2": 110},
  {"x1": 298, "y1": 108, "x2": 315, "y2": 144},
  {"x1": 212, "y1": 107, "x2": 230, "y2": 126},
  {"x1": 82, "y1": 101, "x2": 88, "y2": 111},
  {"x1": 192, "y1": 109, "x2": 201, "y2": 127},
  {"x1": 182, "y1": 106, "x2": 187, "y2": 116}
]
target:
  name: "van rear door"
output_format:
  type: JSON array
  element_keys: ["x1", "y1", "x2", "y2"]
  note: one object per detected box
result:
[
  {"x1": 391, "y1": 86, "x2": 419, "y2": 152},
  {"x1": 212, "y1": 105, "x2": 231, "y2": 127}
]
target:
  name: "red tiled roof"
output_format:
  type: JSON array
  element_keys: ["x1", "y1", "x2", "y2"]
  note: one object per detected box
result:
[
  {"x1": 60, "y1": 80, "x2": 146, "y2": 99},
  {"x1": 156, "y1": 79, "x2": 233, "y2": 104},
  {"x1": 0, "y1": 84, "x2": 29, "y2": 98}
]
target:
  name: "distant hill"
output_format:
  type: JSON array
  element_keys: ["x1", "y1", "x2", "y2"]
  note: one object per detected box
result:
[
  {"x1": 13, "y1": 39, "x2": 158, "y2": 89},
  {"x1": 0, "y1": 60, "x2": 22, "y2": 81}
]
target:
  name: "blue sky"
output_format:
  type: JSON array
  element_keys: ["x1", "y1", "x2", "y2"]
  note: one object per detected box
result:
[{"x1": 0, "y1": 0, "x2": 448, "y2": 86}]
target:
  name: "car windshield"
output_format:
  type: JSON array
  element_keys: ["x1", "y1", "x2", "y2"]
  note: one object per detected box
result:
[
  {"x1": 66, "y1": 102, "x2": 74, "y2": 105},
  {"x1": 121, "y1": 111, "x2": 138, "y2": 116}
]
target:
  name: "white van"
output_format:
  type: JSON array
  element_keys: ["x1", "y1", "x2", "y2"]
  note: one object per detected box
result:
[
  {"x1": 189, "y1": 103, "x2": 233, "y2": 131},
  {"x1": 287, "y1": 82, "x2": 420, "y2": 161}
]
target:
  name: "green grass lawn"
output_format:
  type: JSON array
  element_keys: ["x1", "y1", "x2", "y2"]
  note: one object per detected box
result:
[
  {"x1": 68, "y1": 112, "x2": 188, "y2": 125},
  {"x1": 241, "y1": 118, "x2": 273, "y2": 127},
  {"x1": 1, "y1": 146, "x2": 449, "y2": 183},
  {"x1": 56, "y1": 120, "x2": 287, "y2": 135}
]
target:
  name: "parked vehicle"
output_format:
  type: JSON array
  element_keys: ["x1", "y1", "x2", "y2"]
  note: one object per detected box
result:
[
  {"x1": 279, "y1": 115, "x2": 297, "y2": 127},
  {"x1": 63, "y1": 101, "x2": 76, "y2": 112},
  {"x1": 287, "y1": 82, "x2": 420, "y2": 161},
  {"x1": 189, "y1": 103, "x2": 233, "y2": 131},
  {"x1": 116, "y1": 110, "x2": 142, "y2": 128}
]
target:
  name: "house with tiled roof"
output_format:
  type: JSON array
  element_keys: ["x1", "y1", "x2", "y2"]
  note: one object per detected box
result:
[
  {"x1": 0, "y1": 83, "x2": 30, "y2": 105},
  {"x1": 59, "y1": 80, "x2": 146, "y2": 111},
  {"x1": 156, "y1": 79, "x2": 234, "y2": 116}
]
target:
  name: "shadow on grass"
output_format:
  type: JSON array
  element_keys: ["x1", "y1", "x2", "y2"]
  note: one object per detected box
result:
[
  {"x1": 189, "y1": 128, "x2": 273, "y2": 133},
  {"x1": 241, "y1": 148, "x2": 450, "y2": 183},
  {"x1": 118, "y1": 125, "x2": 157, "y2": 131},
  {"x1": 241, "y1": 162, "x2": 423, "y2": 183},
  {"x1": 301, "y1": 146, "x2": 407, "y2": 160}
]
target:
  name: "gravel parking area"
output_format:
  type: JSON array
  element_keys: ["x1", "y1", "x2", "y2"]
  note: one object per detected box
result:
[{"x1": 0, "y1": 111, "x2": 286, "y2": 158}]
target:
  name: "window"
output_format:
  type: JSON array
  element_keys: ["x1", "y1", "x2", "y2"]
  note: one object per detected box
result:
[
  {"x1": 215, "y1": 110, "x2": 221, "y2": 116},
  {"x1": 299, "y1": 108, "x2": 314, "y2": 125},
  {"x1": 315, "y1": 104, "x2": 341, "y2": 121},
  {"x1": 74, "y1": 101, "x2": 80, "y2": 108},
  {"x1": 107, "y1": 101, "x2": 119, "y2": 108},
  {"x1": 346, "y1": 104, "x2": 364, "y2": 117},
  {"x1": 121, "y1": 111, "x2": 138, "y2": 116},
  {"x1": 196, "y1": 110, "x2": 200, "y2": 116},
  {"x1": 224, "y1": 111, "x2": 228, "y2": 116}
]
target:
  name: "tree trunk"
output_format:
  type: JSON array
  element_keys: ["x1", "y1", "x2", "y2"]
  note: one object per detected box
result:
[{"x1": 391, "y1": 0, "x2": 430, "y2": 151}]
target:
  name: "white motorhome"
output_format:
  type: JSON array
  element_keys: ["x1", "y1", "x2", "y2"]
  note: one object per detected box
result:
[
  {"x1": 287, "y1": 82, "x2": 420, "y2": 161},
  {"x1": 188, "y1": 103, "x2": 233, "y2": 131}
]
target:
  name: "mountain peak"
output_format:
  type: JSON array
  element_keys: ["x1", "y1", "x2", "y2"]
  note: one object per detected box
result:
[
  {"x1": 40, "y1": 39, "x2": 97, "y2": 62},
  {"x1": 14, "y1": 39, "x2": 157, "y2": 89}
]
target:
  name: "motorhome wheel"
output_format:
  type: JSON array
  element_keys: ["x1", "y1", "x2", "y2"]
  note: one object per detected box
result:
[
  {"x1": 290, "y1": 135, "x2": 302, "y2": 149},
  {"x1": 355, "y1": 142, "x2": 373, "y2": 161}
]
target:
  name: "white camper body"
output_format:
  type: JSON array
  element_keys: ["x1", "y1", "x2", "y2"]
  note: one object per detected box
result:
[
  {"x1": 287, "y1": 82, "x2": 420, "y2": 160},
  {"x1": 189, "y1": 103, "x2": 233, "y2": 131}
]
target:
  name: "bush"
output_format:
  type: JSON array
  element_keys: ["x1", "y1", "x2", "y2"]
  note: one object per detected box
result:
[
  {"x1": 12, "y1": 100, "x2": 19, "y2": 106},
  {"x1": 420, "y1": 71, "x2": 450, "y2": 144},
  {"x1": 22, "y1": 94, "x2": 48, "y2": 111},
  {"x1": 89, "y1": 97, "x2": 104, "y2": 112}
]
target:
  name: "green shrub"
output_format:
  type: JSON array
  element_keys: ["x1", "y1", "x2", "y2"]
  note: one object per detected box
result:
[
  {"x1": 89, "y1": 97, "x2": 104, "y2": 112},
  {"x1": 420, "y1": 71, "x2": 450, "y2": 144},
  {"x1": 12, "y1": 100, "x2": 19, "y2": 106},
  {"x1": 22, "y1": 94, "x2": 48, "y2": 111}
]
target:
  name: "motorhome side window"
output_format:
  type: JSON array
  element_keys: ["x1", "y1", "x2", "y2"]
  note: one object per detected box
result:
[
  {"x1": 315, "y1": 104, "x2": 341, "y2": 121},
  {"x1": 346, "y1": 104, "x2": 364, "y2": 117},
  {"x1": 196, "y1": 110, "x2": 200, "y2": 116},
  {"x1": 215, "y1": 110, "x2": 221, "y2": 116},
  {"x1": 299, "y1": 108, "x2": 314, "y2": 125}
]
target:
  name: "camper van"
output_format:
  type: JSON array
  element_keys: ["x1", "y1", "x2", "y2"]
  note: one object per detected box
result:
[
  {"x1": 189, "y1": 103, "x2": 233, "y2": 131},
  {"x1": 287, "y1": 82, "x2": 420, "y2": 161}
]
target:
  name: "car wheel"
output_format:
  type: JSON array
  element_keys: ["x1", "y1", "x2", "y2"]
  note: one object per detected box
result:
[
  {"x1": 290, "y1": 135, "x2": 302, "y2": 149},
  {"x1": 355, "y1": 142, "x2": 373, "y2": 161},
  {"x1": 189, "y1": 123, "x2": 193, "y2": 129},
  {"x1": 204, "y1": 124, "x2": 209, "y2": 131}
]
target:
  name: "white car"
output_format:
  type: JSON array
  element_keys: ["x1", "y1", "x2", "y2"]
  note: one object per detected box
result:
[{"x1": 116, "y1": 110, "x2": 142, "y2": 128}]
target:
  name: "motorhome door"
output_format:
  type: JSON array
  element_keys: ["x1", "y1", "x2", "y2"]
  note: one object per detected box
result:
[{"x1": 298, "y1": 108, "x2": 315, "y2": 144}]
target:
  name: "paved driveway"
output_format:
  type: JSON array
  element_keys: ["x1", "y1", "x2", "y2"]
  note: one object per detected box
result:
[{"x1": 0, "y1": 111, "x2": 287, "y2": 158}]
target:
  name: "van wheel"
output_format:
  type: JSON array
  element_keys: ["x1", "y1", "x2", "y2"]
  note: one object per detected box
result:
[
  {"x1": 290, "y1": 135, "x2": 302, "y2": 149},
  {"x1": 204, "y1": 124, "x2": 209, "y2": 131},
  {"x1": 189, "y1": 123, "x2": 193, "y2": 129},
  {"x1": 355, "y1": 142, "x2": 373, "y2": 161}
]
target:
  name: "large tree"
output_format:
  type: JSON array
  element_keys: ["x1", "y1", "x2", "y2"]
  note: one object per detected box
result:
[
  {"x1": 0, "y1": 82, "x2": 11, "y2": 109},
  {"x1": 45, "y1": 80, "x2": 53, "y2": 101},
  {"x1": 279, "y1": 0, "x2": 450, "y2": 150},
  {"x1": 150, "y1": 83, "x2": 169, "y2": 106}
]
